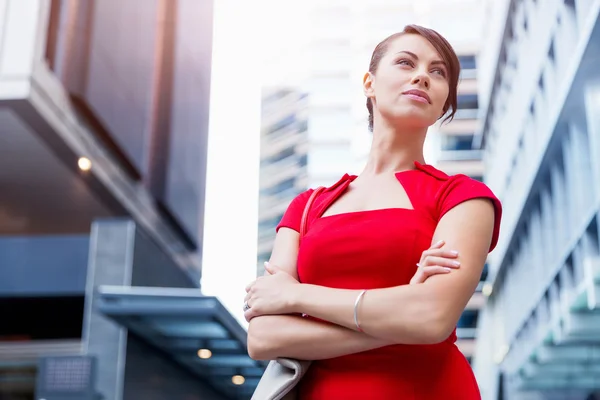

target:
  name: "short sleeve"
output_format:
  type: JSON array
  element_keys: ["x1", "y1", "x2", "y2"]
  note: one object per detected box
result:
[
  {"x1": 275, "y1": 189, "x2": 314, "y2": 233},
  {"x1": 436, "y1": 176, "x2": 503, "y2": 252}
]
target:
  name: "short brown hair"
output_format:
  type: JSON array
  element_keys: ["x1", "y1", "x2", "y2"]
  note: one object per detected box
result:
[{"x1": 366, "y1": 25, "x2": 461, "y2": 131}]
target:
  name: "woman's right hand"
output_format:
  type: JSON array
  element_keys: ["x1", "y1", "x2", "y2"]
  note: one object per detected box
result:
[{"x1": 410, "y1": 240, "x2": 460, "y2": 285}]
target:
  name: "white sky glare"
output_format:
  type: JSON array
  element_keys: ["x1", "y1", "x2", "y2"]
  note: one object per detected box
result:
[
  {"x1": 202, "y1": 0, "x2": 313, "y2": 326},
  {"x1": 202, "y1": 0, "x2": 262, "y2": 326}
]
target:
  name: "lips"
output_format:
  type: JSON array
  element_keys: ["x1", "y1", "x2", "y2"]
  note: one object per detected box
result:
[{"x1": 402, "y1": 89, "x2": 431, "y2": 104}]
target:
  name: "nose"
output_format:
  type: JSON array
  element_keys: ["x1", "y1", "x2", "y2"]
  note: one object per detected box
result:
[{"x1": 411, "y1": 73, "x2": 430, "y2": 89}]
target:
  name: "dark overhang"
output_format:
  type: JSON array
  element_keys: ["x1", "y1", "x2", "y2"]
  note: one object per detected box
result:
[{"x1": 96, "y1": 286, "x2": 265, "y2": 399}]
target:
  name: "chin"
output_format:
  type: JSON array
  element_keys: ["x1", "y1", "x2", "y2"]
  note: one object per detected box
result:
[{"x1": 392, "y1": 113, "x2": 436, "y2": 129}]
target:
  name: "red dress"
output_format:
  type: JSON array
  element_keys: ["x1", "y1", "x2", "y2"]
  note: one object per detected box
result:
[{"x1": 276, "y1": 161, "x2": 502, "y2": 400}]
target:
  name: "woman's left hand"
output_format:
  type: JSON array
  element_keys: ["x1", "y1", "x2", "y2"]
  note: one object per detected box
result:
[{"x1": 244, "y1": 262, "x2": 300, "y2": 322}]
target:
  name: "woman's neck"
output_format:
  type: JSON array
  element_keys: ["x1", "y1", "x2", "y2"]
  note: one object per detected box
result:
[{"x1": 362, "y1": 124, "x2": 427, "y2": 176}]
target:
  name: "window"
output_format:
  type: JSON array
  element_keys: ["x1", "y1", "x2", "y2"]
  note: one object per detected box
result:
[
  {"x1": 481, "y1": 263, "x2": 489, "y2": 281},
  {"x1": 263, "y1": 89, "x2": 292, "y2": 104},
  {"x1": 457, "y1": 310, "x2": 479, "y2": 329},
  {"x1": 441, "y1": 134, "x2": 475, "y2": 151},
  {"x1": 268, "y1": 115, "x2": 296, "y2": 135},
  {"x1": 261, "y1": 148, "x2": 295, "y2": 166},
  {"x1": 458, "y1": 55, "x2": 476, "y2": 70},
  {"x1": 457, "y1": 94, "x2": 479, "y2": 110},
  {"x1": 260, "y1": 178, "x2": 295, "y2": 196},
  {"x1": 258, "y1": 215, "x2": 283, "y2": 231}
]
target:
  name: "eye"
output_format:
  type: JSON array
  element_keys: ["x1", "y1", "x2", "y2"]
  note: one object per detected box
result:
[
  {"x1": 431, "y1": 68, "x2": 447, "y2": 78},
  {"x1": 396, "y1": 58, "x2": 413, "y2": 67}
]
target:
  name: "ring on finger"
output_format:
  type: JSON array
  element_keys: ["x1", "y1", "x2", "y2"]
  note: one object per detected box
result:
[{"x1": 243, "y1": 301, "x2": 251, "y2": 312}]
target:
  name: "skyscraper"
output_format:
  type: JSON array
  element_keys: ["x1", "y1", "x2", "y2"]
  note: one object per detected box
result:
[
  {"x1": 257, "y1": 87, "x2": 309, "y2": 276},
  {"x1": 473, "y1": 1, "x2": 600, "y2": 399}
]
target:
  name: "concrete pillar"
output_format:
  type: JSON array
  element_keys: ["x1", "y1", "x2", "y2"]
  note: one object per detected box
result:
[{"x1": 81, "y1": 219, "x2": 136, "y2": 400}]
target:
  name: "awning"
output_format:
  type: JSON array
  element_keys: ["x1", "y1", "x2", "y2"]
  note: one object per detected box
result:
[{"x1": 96, "y1": 286, "x2": 265, "y2": 399}]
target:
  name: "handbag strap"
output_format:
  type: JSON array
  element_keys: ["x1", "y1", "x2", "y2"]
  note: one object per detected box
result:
[{"x1": 300, "y1": 187, "x2": 325, "y2": 238}]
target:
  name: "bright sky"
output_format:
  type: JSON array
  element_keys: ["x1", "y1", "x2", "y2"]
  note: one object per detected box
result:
[{"x1": 201, "y1": 0, "x2": 302, "y2": 326}]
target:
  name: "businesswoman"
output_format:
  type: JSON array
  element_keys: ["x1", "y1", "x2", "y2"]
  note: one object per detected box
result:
[{"x1": 245, "y1": 24, "x2": 502, "y2": 399}]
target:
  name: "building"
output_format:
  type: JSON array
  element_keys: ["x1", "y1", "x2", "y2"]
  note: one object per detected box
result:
[
  {"x1": 257, "y1": 88, "x2": 309, "y2": 276},
  {"x1": 429, "y1": 52, "x2": 484, "y2": 179},
  {"x1": 0, "y1": 1, "x2": 261, "y2": 399},
  {"x1": 473, "y1": 1, "x2": 600, "y2": 399}
]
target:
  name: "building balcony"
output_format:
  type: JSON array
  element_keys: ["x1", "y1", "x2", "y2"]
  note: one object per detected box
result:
[
  {"x1": 257, "y1": 236, "x2": 276, "y2": 255},
  {"x1": 260, "y1": 127, "x2": 305, "y2": 160},
  {"x1": 260, "y1": 155, "x2": 304, "y2": 182},
  {"x1": 456, "y1": 328, "x2": 478, "y2": 340},
  {"x1": 258, "y1": 189, "x2": 299, "y2": 222},
  {"x1": 453, "y1": 108, "x2": 479, "y2": 120},
  {"x1": 259, "y1": 163, "x2": 302, "y2": 191},
  {"x1": 486, "y1": 2, "x2": 600, "y2": 288},
  {"x1": 437, "y1": 149, "x2": 483, "y2": 162},
  {"x1": 502, "y1": 257, "x2": 600, "y2": 391},
  {"x1": 456, "y1": 339, "x2": 475, "y2": 359},
  {"x1": 465, "y1": 291, "x2": 486, "y2": 311}
]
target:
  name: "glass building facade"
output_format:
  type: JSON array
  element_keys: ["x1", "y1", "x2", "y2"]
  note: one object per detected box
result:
[
  {"x1": 0, "y1": 1, "x2": 260, "y2": 399},
  {"x1": 474, "y1": 1, "x2": 600, "y2": 399}
]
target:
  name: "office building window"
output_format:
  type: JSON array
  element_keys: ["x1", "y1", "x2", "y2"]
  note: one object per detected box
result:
[
  {"x1": 260, "y1": 178, "x2": 296, "y2": 196},
  {"x1": 457, "y1": 94, "x2": 479, "y2": 110},
  {"x1": 458, "y1": 55, "x2": 477, "y2": 70},
  {"x1": 441, "y1": 134, "x2": 475, "y2": 151},
  {"x1": 268, "y1": 115, "x2": 296, "y2": 135},
  {"x1": 457, "y1": 310, "x2": 479, "y2": 329}
]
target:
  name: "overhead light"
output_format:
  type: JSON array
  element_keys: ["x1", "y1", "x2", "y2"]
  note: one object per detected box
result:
[
  {"x1": 78, "y1": 157, "x2": 92, "y2": 171},
  {"x1": 197, "y1": 349, "x2": 212, "y2": 359},
  {"x1": 232, "y1": 375, "x2": 245, "y2": 385},
  {"x1": 482, "y1": 282, "x2": 493, "y2": 297}
]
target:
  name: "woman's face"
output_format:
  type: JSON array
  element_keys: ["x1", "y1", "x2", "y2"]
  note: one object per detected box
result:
[{"x1": 364, "y1": 34, "x2": 450, "y2": 129}]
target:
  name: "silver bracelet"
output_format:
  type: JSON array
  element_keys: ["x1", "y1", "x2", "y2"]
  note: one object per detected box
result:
[{"x1": 353, "y1": 289, "x2": 367, "y2": 332}]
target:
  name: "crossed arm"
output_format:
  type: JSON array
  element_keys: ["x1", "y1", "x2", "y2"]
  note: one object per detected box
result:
[{"x1": 247, "y1": 198, "x2": 495, "y2": 361}]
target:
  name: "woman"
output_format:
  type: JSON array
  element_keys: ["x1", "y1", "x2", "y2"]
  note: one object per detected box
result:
[{"x1": 245, "y1": 24, "x2": 502, "y2": 399}]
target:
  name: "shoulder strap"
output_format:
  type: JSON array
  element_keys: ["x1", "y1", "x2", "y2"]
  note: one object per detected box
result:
[{"x1": 300, "y1": 187, "x2": 325, "y2": 238}]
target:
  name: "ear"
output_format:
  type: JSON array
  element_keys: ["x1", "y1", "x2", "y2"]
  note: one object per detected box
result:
[{"x1": 363, "y1": 72, "x2": 375, "y2": 99}]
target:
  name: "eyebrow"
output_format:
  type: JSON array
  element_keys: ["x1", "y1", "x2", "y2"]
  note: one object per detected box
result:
[{"x1": 396, "y1": 51, "x2": 447, "y2": 67}]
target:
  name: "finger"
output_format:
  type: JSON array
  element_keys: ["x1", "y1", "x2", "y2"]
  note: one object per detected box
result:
[
  {"x1": 422, "y1": 266, "x2": 453, "y2": 276},
  {"x1": 422, "y1": 256, "x2": 460, "y2": 268},
  {"x1": 429, "y1": 240, "x2": 445, "y2": 250},
  {"x1": 244, "y1": 309, "x2": 254, "y2": 322},
  {"x1": 411, "y1": 267, "x2": 452, "y2": 284},
  {"x1": 245, "y1": 281, "x2": 255, "y2": 292},
  {"x1": 244, "y1": 293, "x2": 251, "y2": 303},
  {"x1": 424, "y1": 249, "x2": 460, "y2": 259},
  {"x1": 409, "y1": 272, "x2": 423, "y2": 285}
]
